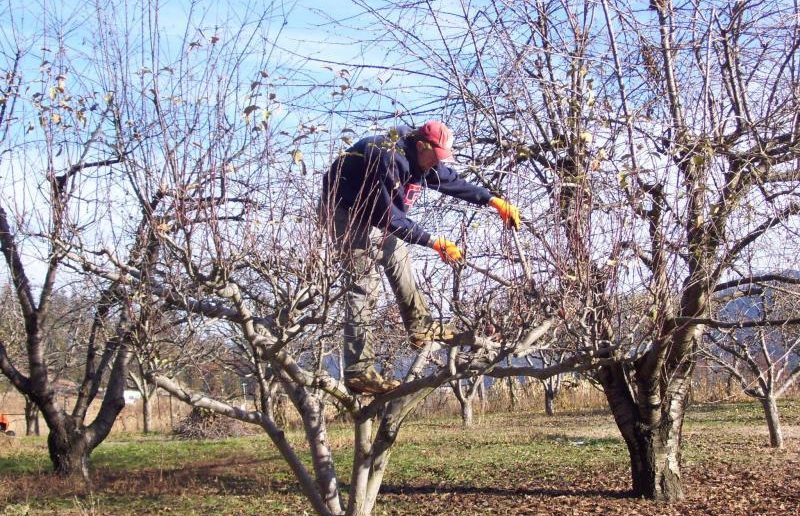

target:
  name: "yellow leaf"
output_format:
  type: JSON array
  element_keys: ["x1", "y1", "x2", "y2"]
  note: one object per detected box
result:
[
  {"x1": 51, "y1": 113, "x2": 61, "y2": 124},
  {"x1": 48, "y1": 87, "x2": 57, "y2": 100},
  {"x1": 291, "y1": 149, "x2": 303, "y2": 163}
]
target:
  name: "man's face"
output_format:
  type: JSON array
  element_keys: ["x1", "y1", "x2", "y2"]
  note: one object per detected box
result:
[{"x1": 416, "y1": 140, "x2": 440, "y2": 170}]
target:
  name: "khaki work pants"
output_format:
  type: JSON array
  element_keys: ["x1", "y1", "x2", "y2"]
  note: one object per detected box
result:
[{"x1": 330, "y1": 206, "x2": 432, "y2": 377}]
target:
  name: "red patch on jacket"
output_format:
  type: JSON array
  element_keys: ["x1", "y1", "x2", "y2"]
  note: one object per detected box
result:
[{"x1": 403, "y1": 183, "x2": 422, "y2": 207}]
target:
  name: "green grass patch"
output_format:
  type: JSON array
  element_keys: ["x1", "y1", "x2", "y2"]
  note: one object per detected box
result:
[
  {"x1": 91, "y1": 436, "x2": 280, "y2": 471},
  {"x1": 1, "y1": 400, "x2": 797, "y2": 514},
  {"x1": 0, "y1": 436, "x2": 52, "y2": 475}
]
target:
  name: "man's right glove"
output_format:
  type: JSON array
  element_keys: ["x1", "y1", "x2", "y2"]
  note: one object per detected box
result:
[
  {"x1": 489, "y1": 197, "x2": 521, "y2": 230},
  {"x1": 431, "y1": 237, "x2": 463, "y2": 265}
]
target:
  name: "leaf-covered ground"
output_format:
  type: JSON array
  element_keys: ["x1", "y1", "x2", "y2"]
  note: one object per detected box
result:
[{"x1": 1, "y1": 401, "x2": 798, "y2": 515}]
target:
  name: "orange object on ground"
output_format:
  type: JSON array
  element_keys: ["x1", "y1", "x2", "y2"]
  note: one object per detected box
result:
[{"x1": 0, "y1": 412, "x2": 8, "y2": 431}]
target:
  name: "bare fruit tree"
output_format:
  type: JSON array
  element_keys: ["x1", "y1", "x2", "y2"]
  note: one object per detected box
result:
[
  {"x1": 343, "y1": 0, "x2": 800, "y2": 502},
  {"x1": 49, "y1": 5, "x2": 599, "y2": 515},
  {"x1": 0, "y1": 3, "x2": 156, "y2": 475},
  {"x1": 602, "y1": 0, "x2": 800, "y2": 498},
  {"x1": 702, "y1": 278, "x2": 800, "y2": 448},
  {"x1": 4, "y1": 0, "x2": 797, "y2": 513},
  {"x1": 126, "y1": 310, "x2": 226, "y2": 434}
]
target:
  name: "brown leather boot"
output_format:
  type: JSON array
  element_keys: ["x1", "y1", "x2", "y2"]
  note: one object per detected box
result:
[
  {"x1": 409, "y1": 320, "x2": 457, "y2": 349},
  {"x1": 344, "y1": 369, "x2": 401, "y2": 395}
]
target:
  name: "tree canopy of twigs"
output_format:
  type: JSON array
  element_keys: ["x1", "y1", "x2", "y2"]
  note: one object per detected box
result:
[{"x1": 1, "y1": 1, "x2": 798, "y2": 514}]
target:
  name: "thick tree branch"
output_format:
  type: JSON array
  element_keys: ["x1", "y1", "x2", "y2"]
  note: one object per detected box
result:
[
  {"x1": 715, "y1": 274, "x2": 800, "y2": 292},
  {"x1": 149, "y1": 372, "x2": 334, "y2": 516},
  {"x1": 714, "y1": 202, "x2": 800, "y2": 281},
  {"x1": 0, "y1": 205, "x2": 37, "y2": 318},
  {"x1": 0, "y1": 340, "x2": 31, "y2": 392},
  {"x1": 673, "y1": 316, "x2": 800, "y2": 329}
]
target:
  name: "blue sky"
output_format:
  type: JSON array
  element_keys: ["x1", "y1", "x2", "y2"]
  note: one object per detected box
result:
[{"x1": 0, "y1": 0, "x2": 423, "y2": 289}]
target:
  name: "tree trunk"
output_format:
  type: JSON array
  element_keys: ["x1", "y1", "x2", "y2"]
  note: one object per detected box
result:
[
  {"x1": 348, "y1": 417, "x2": 373, "y2": 516},
  {"x1": 760, "y1": 395, "x2": 783, "y2": 449},
  {"x1": 47, "y1": 418, "x2": 91, "y2": 479},
  {"x1": 300, "y1": 396, "x2": 342, "y2": 515},
  {"x1": 25, "y1": 396, "x2": 40, "y2": 436},
  {"x1": 725, "y1": 361, "x2": 736, "y2": 398},
  {"x1": 599, "y1": 361, "x2": 687, "y2": 502},
  {"x1": 507, "y1": 377, "x2": 516, "y2": 411},
  {"x1": 544, "y1": 388, "x2": 555, "y2": 417},
  {"x1": 362, "y1": 418, "x2": 398, "y2": 515},
  {"x1": 477, "y1": 377, "x2": 486, "y2": 416},
  {"x1": 279, "y1": 372, "x2": 343, "y2": 515},
  {"x1": 452, "y1": 379, "x2": 474, "y2": 428},
  {"x1": 142, "y1": 388, "x2": 153, "y2": 434},
  {"x1": 624, "y1": 419, "x2": 684, "y2": 501},
  {"x1": 347, "y1": 392, "x2": 425, "y2": 516},
  {"x1": 49, "y1": 338, "x2": 131, "y2": 478},
  {"x1": 460, "y1": 397, "x2": 473, "y2": 427}
]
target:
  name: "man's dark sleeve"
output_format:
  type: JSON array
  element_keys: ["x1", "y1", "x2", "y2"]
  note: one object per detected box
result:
[
  {"x1": 382, "y1": 200, "x2": 432, "y2": 246},
  {"x1": 368, "y1": 149, "x2": 432, "y2": 246},
  {"x1": 424, "y1": 164, "x2": 493, "y2": 205}
]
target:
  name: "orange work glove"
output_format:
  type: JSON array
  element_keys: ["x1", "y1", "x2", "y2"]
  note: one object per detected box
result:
[
  {"x1": 489, "y1": 197, "x2": 521, "y2": 230},
  {"x1": 431, "y1": 237, "x2": 463, "y2": 264}
]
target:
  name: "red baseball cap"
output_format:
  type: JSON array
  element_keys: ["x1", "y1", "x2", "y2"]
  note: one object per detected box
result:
[{"x1": 418, "y1": 120, "x2": 454, "y2": 161}]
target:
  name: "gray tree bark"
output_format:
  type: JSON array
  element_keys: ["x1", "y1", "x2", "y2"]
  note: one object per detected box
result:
[
  {"x1": 279, "y1": 371, "x2": 343, "y2": 515},
  {"x1": 760, "y1": 395, "x2": 784, "y2": 449},
  {"x1": 141, "y1": 387, "x2": 153, "y2": 434},
  {"x1": 24, "y1": 395, "x2": 40, "y2": 436},
  {"x1": 544, "y1": 389, "x2": 555, "y2": 417}
]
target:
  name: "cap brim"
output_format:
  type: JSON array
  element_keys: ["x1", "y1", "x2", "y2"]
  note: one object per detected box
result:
[{"x1": 433, "y1": 146, "x2": 454, "y2": 162}]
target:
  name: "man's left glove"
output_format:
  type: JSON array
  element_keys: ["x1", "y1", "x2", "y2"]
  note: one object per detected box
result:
[
  {"x1": 489, "y1": 197, "x2": 521, "y2": 230},
  {"x1": 431, "y1": 237, "x2": 464, "y2": 265}
]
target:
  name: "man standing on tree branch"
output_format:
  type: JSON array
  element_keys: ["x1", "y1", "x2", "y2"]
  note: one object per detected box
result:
[{"x1": 322, "y1": 121, "x2": 521, "y2": 394}]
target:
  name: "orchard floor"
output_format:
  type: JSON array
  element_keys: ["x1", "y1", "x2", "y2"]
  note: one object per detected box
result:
[{"x1": 1, "y1": 401, "x2": 798, "y2": 515}]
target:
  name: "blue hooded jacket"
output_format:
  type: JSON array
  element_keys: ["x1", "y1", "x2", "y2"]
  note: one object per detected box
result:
[{"x1": 322, "y1": 127, "x2": 492, "y2": 246}]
